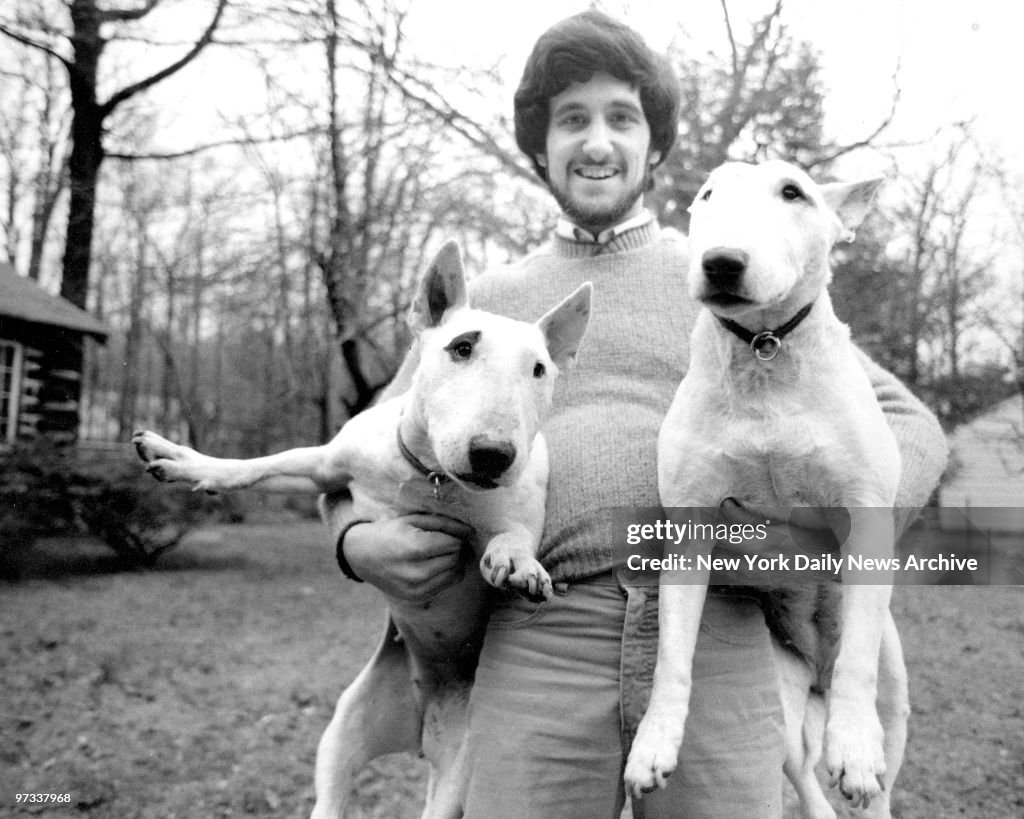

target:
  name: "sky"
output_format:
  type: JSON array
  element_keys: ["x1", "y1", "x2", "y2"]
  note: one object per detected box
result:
[
  {"x1": 146, "y1": 0, "x2": 1021, "y2": 173},
  {"x1": 397, "y1": 0, "x2": 1022, "y2": 175}
]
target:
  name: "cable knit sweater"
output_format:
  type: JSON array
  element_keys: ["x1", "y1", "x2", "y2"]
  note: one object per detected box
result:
[{"x1": 468, "y1": 221, "x2": 948, "y2": 583}]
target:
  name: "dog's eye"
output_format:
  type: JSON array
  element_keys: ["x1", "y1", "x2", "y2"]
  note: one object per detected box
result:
[
  {"x1": 445, "y1": 331, "x2": 480, "y2": 362},
  {"x1": 699, "y1": 188, "x2": 712, "y2": 202},
  {"x1": 781, "y1": 183, "x2": 806, "y2": 202},
  {"x1": 533, "y1": 362, "x2": 546, "y2": 379}
]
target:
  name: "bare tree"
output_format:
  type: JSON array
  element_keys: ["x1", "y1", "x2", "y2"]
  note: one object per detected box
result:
[
  {"x1": 1, "y1": 0, "x2": 229, "y2": 307},
  {"x1": 0, "y1": 44, "x2": 69, "y2": 280},
  {"x1": 651, "y1": 0, "x2": 898, "y2": 229},
  {"x1": 0, "y1": 0, "x2": 228, "y2": 441},
  {"x1": 984, "y1": 158, "x2": 1024, "y2": 428}
]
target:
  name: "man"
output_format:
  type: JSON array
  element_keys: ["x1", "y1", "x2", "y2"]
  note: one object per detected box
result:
[{"x1": 338, "y1": 11, "x2": 946, "y2": 818}]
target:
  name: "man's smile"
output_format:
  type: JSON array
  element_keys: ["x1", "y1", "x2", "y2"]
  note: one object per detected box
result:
[{"x1": 574, "y1": 166, "x2": 619, "y2": 180}]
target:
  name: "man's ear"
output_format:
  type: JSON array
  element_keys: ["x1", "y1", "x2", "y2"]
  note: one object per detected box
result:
[
  {"x1": 820, "y1": 178, "x2": 884, "y2": 243},
  {"x1": 536, "y1": 154, "x2": 548, "y2": 169},
  {"x1": 537, "y1": 282, "x2": 593, "y2": 370},
  {"x1": 649, "y1": 150, "x2": 662, "y2": 166},
  {"x1": 408, "y1": 240, "x2": 468, "y2": 331}
]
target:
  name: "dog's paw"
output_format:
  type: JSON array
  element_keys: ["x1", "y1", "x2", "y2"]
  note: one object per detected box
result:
[
  {"x1": 132, "y1": 430, "x2": 176, "y2": 465},
  {"x1": 623, "y1": 718, "x2": 683, "y2": 800},
  {"x1": 480, "y1": 543, "x2": 552, "y2": 601},
  {"x1": 131, "y1": 431, "x2": 216, "y2": 492},
  {"x1": 824, "y1": 710, "x2": 887, "y2": 809}
]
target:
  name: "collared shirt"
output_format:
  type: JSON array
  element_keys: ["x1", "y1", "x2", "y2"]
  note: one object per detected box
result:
[{"x1": 555, "y1": 209, "x2": 655, "y2": 247}]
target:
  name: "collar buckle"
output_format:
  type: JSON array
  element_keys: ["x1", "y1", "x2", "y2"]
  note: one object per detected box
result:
[
  {"x1": 750, "y1": 331, "x2": 782, "y2": 361},
  {"x1": 427, "y1": 472, "x2": 444, "y2": 500}
]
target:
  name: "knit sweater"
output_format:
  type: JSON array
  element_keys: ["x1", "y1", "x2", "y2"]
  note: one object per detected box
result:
[{"x1": 469, "y1": 221, "x2": 948, "y2": 583}]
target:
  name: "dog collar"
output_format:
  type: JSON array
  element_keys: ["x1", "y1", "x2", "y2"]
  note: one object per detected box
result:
[
  {"x1": 396, "y1": 427, "x2": 450, "y2": 499},
  {"x1": 716, "y1": 302, "x2": 815, "y2": 361}
]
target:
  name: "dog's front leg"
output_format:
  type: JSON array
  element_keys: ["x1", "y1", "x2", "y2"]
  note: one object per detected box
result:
[
  {"x1": 623, "y1": 562, "x2": 710, "y2": 799},
  {"x1": 133, "y1": 430, "x2": 346, "y2": 493},
  {"x1": 824, "y1": 506, "x2": 895, "y2": 809},
  {"x1": 479, "y1": 523, "x2": 552, "y2": 600}
]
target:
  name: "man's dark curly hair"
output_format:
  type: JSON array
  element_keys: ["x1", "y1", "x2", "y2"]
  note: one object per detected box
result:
[{"x1": 514, "y1": 10, "x2": 681, "y2": 187}]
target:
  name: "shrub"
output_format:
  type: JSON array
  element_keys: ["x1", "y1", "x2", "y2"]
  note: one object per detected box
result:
[{"x1": 0, "y1": 442, "x2": 215, "y2": 566}]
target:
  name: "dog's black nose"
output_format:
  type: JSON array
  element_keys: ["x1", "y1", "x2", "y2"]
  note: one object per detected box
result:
[
  {"x1": 702, "y1": 248, "x2": 749, "y2": 288},
  {"x1": 468, "y1": 437, "x2": 517, "y2": 481}
]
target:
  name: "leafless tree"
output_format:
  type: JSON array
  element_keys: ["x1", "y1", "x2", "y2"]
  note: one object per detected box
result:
[{"x1": 0, "y1": 42, "x2": 69, "y2": 280}]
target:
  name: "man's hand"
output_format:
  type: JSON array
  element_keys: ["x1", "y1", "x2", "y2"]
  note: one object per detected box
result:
[
  {"x1": 342, "y1": 515, "x2": 474, "y2": 603},
  {"x1": 714, "y1": 499, "x2": 845, "y2": 585}
]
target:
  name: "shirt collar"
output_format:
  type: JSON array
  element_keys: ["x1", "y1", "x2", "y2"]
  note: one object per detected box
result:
[{"x1": 555, "y1": 209, "x2": 655, "y2": 246}]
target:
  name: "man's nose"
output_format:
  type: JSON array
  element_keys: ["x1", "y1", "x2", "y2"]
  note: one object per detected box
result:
[{"x1": 582, "y1": 122, "x2": 613, "y2": 161}]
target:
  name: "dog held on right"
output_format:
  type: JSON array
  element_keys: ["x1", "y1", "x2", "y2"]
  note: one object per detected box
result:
[{"x1": 624, "y1": 160, "x2": 908, "y2": 819}]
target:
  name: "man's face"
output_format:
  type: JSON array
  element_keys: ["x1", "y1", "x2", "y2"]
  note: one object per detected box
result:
[{"x1": 538, "y1": 72, "x2": 660, "y2": 233}]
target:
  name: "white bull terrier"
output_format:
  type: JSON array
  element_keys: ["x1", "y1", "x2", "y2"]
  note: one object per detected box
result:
[
  {"x1": 133, "y1": 240, "x2": 592, "y2": 819},
  {"x1": 624, "y1": 160, "x2": 908, "y2": 819}
]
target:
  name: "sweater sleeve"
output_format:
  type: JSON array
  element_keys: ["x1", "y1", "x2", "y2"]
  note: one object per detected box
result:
[{"x1": 856, "y1": 348, "x2": 949, "y2": 537}]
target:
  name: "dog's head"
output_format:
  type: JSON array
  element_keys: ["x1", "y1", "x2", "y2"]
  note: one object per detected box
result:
[
  {"x1": 406, "y1": 240, "x2": 592, "y2": 491},
  {"x1": 686, "y1": 160, "x2": 882, "y2": 319}
]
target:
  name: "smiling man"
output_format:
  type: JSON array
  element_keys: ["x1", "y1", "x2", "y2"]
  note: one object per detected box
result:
[
  {"x1": 338, "y1": 10, "x2": 947, "y2": 818},
  {"x1": 539, "y1": 71, "x2": 660, "y2": 233}
]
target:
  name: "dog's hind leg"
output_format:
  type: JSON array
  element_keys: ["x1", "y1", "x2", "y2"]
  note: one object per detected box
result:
[
  {"x1": 776, "y1": 643, "x2": 836, "y2": 819},
  {"x1": 851, "y1": 611, "x2": 908, "y2": 819},
  {"x1": 312, "y1": 617, "x2": 422, "y2": 819},
  {"x1": 420, "y1": 681, "x2": 471, "y2": 819}
]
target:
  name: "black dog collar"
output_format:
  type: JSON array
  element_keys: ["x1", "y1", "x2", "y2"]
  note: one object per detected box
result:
[
  {"x1": 396, "y1": 426, "x2": 450, "y2": 498},
  {"x1": 716, "y1": 302, "x2": 815, "y2": 361}
]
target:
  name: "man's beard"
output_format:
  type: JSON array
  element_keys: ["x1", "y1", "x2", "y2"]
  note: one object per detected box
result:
[{"x1": 549, "y1": 166, "x2": 653, "y2": 233}]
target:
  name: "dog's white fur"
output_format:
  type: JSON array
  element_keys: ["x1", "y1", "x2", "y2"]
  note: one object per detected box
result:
[
  {"x1": 133, "y1": 240, "x2": 592, "y2": 819},
  {"x1": 623, "y1": 160, "x2": 908, "y2": 819}
]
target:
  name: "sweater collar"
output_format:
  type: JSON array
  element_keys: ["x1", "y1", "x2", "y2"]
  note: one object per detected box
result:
[{"x1": 551, "y1": 214, "x2": 661, "y2": 259}]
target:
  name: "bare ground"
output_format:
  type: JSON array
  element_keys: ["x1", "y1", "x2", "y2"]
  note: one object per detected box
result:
[{"x1": 1, "y1": 521, "x2": 1021, "y2": 818}]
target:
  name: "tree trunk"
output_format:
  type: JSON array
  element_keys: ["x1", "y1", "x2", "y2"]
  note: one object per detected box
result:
[{"x1": 63, "y1": 0, "x2": 105, "y2": 311}]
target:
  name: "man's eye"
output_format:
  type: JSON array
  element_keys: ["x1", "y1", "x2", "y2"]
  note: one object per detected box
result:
[
  {"x1": 781, "y1": 183, "x2": 806, "y2": 202},
  {"x1": 700, "y1": 188, "x2": 712, "y2": 202}
]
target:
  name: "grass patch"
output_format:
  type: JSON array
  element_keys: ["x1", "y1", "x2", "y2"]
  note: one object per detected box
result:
[{"x1": 0, "y1": 521, "x2": 1021, "y2": 817}]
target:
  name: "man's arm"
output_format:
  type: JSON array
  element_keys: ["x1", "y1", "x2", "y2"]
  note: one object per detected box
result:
[{"x1": 856, "y1": 348, "x2": 948, "y2": 536}]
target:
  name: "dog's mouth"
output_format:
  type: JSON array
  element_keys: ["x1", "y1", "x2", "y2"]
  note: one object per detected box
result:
[
  {"x1": 701, "y1": 291, "x2": 753, "y2": 309},
  {"x1": 454, "y1": 473, "x2": 501, "y2": 491}
]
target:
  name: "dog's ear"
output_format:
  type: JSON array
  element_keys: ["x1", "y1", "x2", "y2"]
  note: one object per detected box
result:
[
  {"x1": 409, "y1": 240, "x2": 469, "y2": 330},
  {"x1": 537, "y1": 282, "x2": 593, "y2": 370},
  {"x1": 820, "y1": 178, "x2": 884, "y2": 243}
]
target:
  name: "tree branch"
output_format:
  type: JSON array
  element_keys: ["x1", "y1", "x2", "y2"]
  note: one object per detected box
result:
[
  {"x1": 0, "y1": 23, "x2": 70, "y2": 68},
  {"x1": 105, "y1": 125, "x2": 324, "y2": 160},
  {"x1": 718, "y1": 0, "x2": 739, "y2": 76},
  {"x1": 807, "y1": 58, "x2": 903, "y2": 168},
  {"x1": 379, "y1": 61, "x2": 541, "y2": 187},
  {"x1": 101, "y1": 0, "x2": 229, "y2": 116},
  {"x1": 98, "y1": 0, "x2": 161, "y2": 24}
]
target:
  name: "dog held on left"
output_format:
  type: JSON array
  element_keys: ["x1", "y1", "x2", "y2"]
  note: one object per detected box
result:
[
  {"x1": 624, "y1": 160, "x2": 907, "y2": 819},
  {"x1": 134, "y1": 240, "x2": 592, "y2": 819}
]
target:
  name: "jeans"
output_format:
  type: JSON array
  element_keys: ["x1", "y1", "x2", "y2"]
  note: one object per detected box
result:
[{"x1": 463, "y1": 570, "x2": 786, "y2": 818}]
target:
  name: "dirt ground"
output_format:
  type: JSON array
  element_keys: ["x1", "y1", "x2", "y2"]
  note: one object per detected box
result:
[{"x1": 1, "y1": 520, "x2": 1022, "y2": 818}]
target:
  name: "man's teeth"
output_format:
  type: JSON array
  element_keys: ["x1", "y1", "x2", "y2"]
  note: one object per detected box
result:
[{"x1": 576, "y1": 167, "x2": 617, "y2": 179}]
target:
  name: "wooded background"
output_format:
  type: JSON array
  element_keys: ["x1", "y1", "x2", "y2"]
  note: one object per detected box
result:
[{"x1": 2, "y1": 0, "x2": 1022, "y2": 458}]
